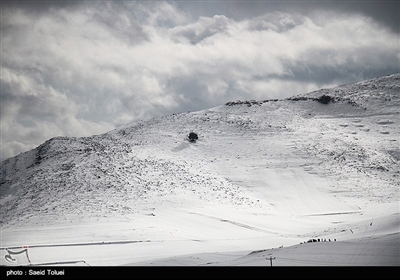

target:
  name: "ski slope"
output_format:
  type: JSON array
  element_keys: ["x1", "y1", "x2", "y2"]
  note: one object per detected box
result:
[{"x1": 1, "y1": 74, "x2": 399, "y2": 266}]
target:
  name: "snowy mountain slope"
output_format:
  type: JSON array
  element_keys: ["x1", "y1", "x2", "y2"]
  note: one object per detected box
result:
[{"x1": 1, "y1": 73, "x2": 399, "y2": 266}]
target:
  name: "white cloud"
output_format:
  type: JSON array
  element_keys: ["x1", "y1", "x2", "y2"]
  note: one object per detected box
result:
[
  {"x1": 169, "y1": 15, "x2": 236, "y2": 44},
  {"x1": 1, "y1": 2, "x2": 399, "y2": 161},
  {"x1": 247, "y1": 11, "x2": 308, "y2": 33}
]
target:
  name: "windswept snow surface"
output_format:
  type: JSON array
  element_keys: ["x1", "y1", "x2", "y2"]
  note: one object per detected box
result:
[{"x1": 1, "y1": 74, "x2": 399, "y2": 266}]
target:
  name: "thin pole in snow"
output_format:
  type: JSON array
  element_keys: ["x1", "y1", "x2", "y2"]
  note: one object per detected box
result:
[{"x1": 267, "y1": 256, "x2": 276, "y2": 266}]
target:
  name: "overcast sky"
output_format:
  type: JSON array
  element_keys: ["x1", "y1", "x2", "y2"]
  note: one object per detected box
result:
[{"x1": 1, "y1": 0, "x2": 399, "y2": 161}]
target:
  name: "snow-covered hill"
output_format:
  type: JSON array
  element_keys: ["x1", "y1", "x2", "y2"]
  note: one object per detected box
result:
[{"x1": 1, "y1": 74, "x2": 399, "y2": 266}]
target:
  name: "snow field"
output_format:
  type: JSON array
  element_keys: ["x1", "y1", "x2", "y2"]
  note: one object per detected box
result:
[{"x1": 1, "y1": 74, "x2": 399, "y2": 266}]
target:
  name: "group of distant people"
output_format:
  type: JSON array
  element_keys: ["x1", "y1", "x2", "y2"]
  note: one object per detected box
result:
[{"x1": 301, "y1": 238, "x2": 336, "y2": 244}]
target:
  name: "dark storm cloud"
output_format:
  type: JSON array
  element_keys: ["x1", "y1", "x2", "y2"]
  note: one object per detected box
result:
[
  {"x1": 319, "y1": 0, "x2": 400, "y2": 34},
  {"x1": 1, "y1": 1, "x2": 399, "y2": 161},
  {"x1": 176, "y1": 0, "x2": 400, "y2": 34},
  {"x1": 2, "y1": 0, "x2": 81, "y2": 10},
  {"x1": 279, "y1": 43, "x2": 400, "y2": 86}
]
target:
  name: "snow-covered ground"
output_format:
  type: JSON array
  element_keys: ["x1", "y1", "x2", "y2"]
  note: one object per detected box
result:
[{"x1": 1, "y1": 74, "x2": 399, "y2": 266}]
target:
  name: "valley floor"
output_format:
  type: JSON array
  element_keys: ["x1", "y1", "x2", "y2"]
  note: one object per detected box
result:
[{"x1": 1, "y1": 201, "x2": 398, "y2": 266}]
